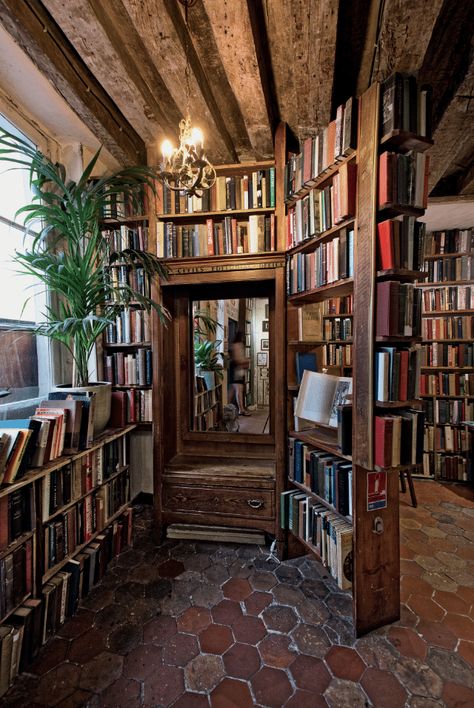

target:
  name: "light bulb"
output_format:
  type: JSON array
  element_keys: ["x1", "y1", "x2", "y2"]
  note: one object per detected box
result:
[
  {"x1": 161, "y1": 139, "x2": 174, "y2": 159},
  {"x1": 190, "y1": 127, "x2": 203, "y2": 149}
]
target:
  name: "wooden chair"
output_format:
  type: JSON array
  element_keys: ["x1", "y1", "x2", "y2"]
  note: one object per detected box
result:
[{"x1": 399, "y1": 468, "x2": 417, "y2": 507}]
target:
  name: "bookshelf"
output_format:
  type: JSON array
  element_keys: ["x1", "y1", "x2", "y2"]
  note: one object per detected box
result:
[
  {"x1": 283, "y1": 77, "x2": 431, "y2": 635},
  {"x1": 194, "y1": 378, "x2": 223, "y2": 431},
  {"x1": 0, "y1": 424, "x2": 136, "y2": 696},
  {"x1": 418, "y1": 228, "x2": 474, "y2": 483}
]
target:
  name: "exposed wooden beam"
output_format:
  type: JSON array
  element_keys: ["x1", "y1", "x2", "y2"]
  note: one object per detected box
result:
[
  {"x1": 0, "y1": 0, "x2": 146, "y2": 164},
  {"x1": 163, "y1": 0, "x2": 238, "y2": 163},
  {"x1": 355, "y1": 0, "x2": 384, "y2": 95},
  {"x1": 86, "y1": 0, "x2": 182, "y2": 138}
]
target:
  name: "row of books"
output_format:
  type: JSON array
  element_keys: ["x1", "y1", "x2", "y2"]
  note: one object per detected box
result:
[
  {"x1": 287, "y1": 229, "x2": 355, "y2": 295},
  {"x1": 286, "y1": 162, "x2": 357, "y2": 247},
  {"x1": 421, "y1": 285, "x2": 472, "y2": 312},
  {"x1": 420, "y1": 373, "x2": 474, "y2": 397},
  {"x1": 375, "y1": 345, "x2": 421, "y2": 402},
  {"x1": 423, "y1": 256, "x2": 474, "y2": 284},
  {"x1": 105, "y1": 308, "x2": 151, "y2": 345},
  {"x1": 322, "y1": 343, "x2": 353, "y2": 368},
  {"x1": 100, "y1": 188, "x2": 148, "y2": 219},
  {"x1": 280, "y1": 490, "x2": 353, "y2": 591},
  {"x1": 43, "y1": 470, "x2": 130, "y2": 571},
  {"x1": 423, "y1": 452, "x2": 471, "y2": 482},
  {"x1": 103, "y1": 349, "x2": 152, "y2": 387},
  {"x1": 375, "y1": 409, "x2": 424, "y2": 468},
  {"x1": 378, "y1": 151, "x2": 429, "y2": 210},
  {"x1": 380, "y1": 72, "x2": 432, "y2": 139},
  {"x1": 422, "y1": 343, "x2": 474, "y2": 368},
  {"x1": 284, "y1": 96, "x2": 358, "y2": 200},
  {"x1": 323, "y1": 295, "x2": 353, "y2": 315},
  {"x1": 0, "y1": 538, "x2": 33, "y2": 623},
  {"x1": 41, "y1": 436, "x2": 128, "y2": 523},
  {"x1": 158, "y1": 214, "x2": 276, "y2": 258},
  {"x1": 421, "y1": 316, "x2": 474, "y2": 341},
  {"x1": 424, "y1": 399, "x2": 474, "y2": 425},
  {"x1": 424, "y1": 425, "x2": 470, "y2": 454},
  {"x1": 288, "y1": 439, "x2": 352, "y2": 517},
  {"x1": 424, "y1": 229, "x2": 474, "y2": 256},
  {"x1": 102, "y1": 224, "x2": 149, "y2": 254},
  {"x1": 0, "y1": 509, "x2": 132, "y2": 698},
  {"x1": 376, "y1": 281, "x2": 421, "y2": 337},
  {"x1": 377, "y1": 217, "x2": 425, "y2": 272},
  {"x1": 0, "y1": 394, "x2": 97, "y2": 485},
  {"x1": 0, "y1": 487, "x2": 34, "y2": 551},
  {"x1": 159, "y1": 168, "x2": 276, "y2": 215},
  {"x1": 107, "y1": 265, "x2": 150, "y2": 298},
  {"x1": 323, "y1": 317, "x2": 352, "y2": 342},
  {"x1": 111, "y1": 389, "x2": 152, "y2": 425}
]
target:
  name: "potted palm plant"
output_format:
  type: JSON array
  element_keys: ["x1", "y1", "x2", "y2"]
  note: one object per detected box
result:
[{"x1": 0, "y1": 129, "x2": 169, "y2": 434}]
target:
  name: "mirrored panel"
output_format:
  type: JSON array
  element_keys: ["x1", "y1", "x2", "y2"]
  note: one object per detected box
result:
[{"x1": 191, "y1": 297, "x2": 270, "y2": 434}]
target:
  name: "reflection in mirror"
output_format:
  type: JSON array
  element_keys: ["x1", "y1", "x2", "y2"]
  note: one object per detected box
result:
[{"x1": 191, "y1": 297, "x2": 270, "y2": 434}]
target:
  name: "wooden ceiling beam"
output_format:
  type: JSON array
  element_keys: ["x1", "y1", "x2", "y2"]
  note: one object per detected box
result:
[
  {"x1": 0, "y1": 0, "x2": 146, "y2": 164},
  {"x1": 86, "y1": 0, "x2": 182, "y2": 139},
  {"x1": 163, "y1": 0, "x2": 238, "y2": 163}
]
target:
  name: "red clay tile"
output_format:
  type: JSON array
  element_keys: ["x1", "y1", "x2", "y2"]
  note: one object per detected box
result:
[
  {"x1": 122, "y1": 644, "x2": 163, "y2": 679},
  {"x1": 35, "y1": 663, "x2": 81, "y2": 706},
  {"x1": 291, "y1": 624, "x2": 330, "y2": 659},
  {"x1": 262, "y1": 605, "x2": 298, "y2": 633},
  {"x1": 158, "y1": 559, "x2": 185, "y2": 578},
  {"x1": 243, "y1": 591, "x2": 272, "y2": 616},
  {"x1": 400, "y1": 559, "x2": 423, "y2": 577},
  {"x1": 79, "y1": 651, "x2": 123, "y2": 692},
  {"x1": 397, "y1": 604, "x2": 419, "y2": 629},
  {"x1": 232, "y1": 614, "x2": 266, "y2": 644},
  {"x1": 456, "y1": 586, "x2": 474, "y2": 606},
  {"x1": 184, "y1": 654, "x2": 225, "y2": 693},
  {"x1": 29, "y1": 638, "x2": 69, "y2": 676},
  {"x1": 325, "y1": 645, "x2": 366, "y2": 681},
  {"x1": 361, "y1": 667, "x2": 408, "y2": 708},
  {"x1": 199, "y1": 624, "x2": 234, "y2": 654},
  {"x1": 442, "y1": 613, "x2": 474, "y2": 642},
  {"x1": 456, "y1": 546, "x2": 474, "y2": 562},
  {"x1": 163, "y1": 632, "x2": 200, "y2": 666},
  {"x1": 143, "y1": 615, "x2": 178, "y2": 645},
  {"x1": 258, "y1": 634, "x2": 295, "y2": 669},
  {"x1": 442, "y1": 681, "x2": 474, "y2": 707},
  {"x1": 177, "y1": 606, "x2": 211, "y2": 634},
  {"x1": 433, "y1": 590, "x2": 471, "y2": 615},
  {"x1": 223, "y1": 642, "x2": 260, "y2": 679},
  {"x1": 211, "y1": 599, "x2": 243, "y2": 626},
  {"x1": 407, "y1": 594, "x2": 445, "y2": 622},
  {"x1": 211, "y1": 678, "x2": 254, "y2": 708},
  {"x1": 251, "y1": 666, "x2": 292, "y2": 708},
  {"x1": 285, "y1": 690, "x2": 328, "y2": 708},
  {"x1": 387, "y1": 626, "x2": 427, "y2": 660},
  {"x1": 144, "y1": 664, "x2": 184, "y2": 706},
  {"x1": 289, "y1": 654, "x2": 331, "y2": 693},
  {"x1": 99, "y1": 677, "x2": 141, "y2": 708},
  {"x1": 173, "y1": 692, "x2": 210, "y2": 708},
  {"x1": 56, "y1": 610, "x2": 94, "y2": 639},
  {"x1": 399, "y1": 544, "x2": 416, "y2": 560},
  {"x1": 417, "y1": 620, "x2": 458, "y2": 650},
  {"x1": 457, "y1": 640, "x2": 474, "y2": 668},
  {"x1": 68, "y1": 629, "x2": 106, "y2": 664},
  {"x1": 222, "y1": 578, "x2": 252, "y2": 601}
]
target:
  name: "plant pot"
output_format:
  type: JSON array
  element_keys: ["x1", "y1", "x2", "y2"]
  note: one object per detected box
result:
[{"x1": 55, "y1": 381, "x2": 112, "y2": 437}]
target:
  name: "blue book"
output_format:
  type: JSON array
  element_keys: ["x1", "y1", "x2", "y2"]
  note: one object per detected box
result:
[
  {"x1": 293, "y1": 440, "x2": 305, "y2": 483},
  {"x1": 295, "y1": 352, "x2": 318, "y2": 385}
]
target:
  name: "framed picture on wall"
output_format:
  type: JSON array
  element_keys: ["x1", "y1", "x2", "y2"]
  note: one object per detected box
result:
[
  {"x1": 262, "y1": 320, "x2": 269, "y2": 332},
  {"x1": 261, "y1": 339, "x2": 269, "y2": 350},
  {"x1": 257, "y1": 352, "x2": 268, "y2": 366}
]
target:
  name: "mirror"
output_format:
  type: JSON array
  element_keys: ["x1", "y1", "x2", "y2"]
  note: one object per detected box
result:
[{"x1": 191, "y1": 297, "x2": 270, "y2": 434}]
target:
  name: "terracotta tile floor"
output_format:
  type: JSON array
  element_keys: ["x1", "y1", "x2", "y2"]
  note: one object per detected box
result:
[{"x1": 4, "y1": 480, "x2": 474, "y2": 707}]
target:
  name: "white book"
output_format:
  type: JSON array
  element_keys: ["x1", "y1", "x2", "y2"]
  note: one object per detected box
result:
[{"x1": 295, "y1": 371, "x2": 352, "y2": 428}]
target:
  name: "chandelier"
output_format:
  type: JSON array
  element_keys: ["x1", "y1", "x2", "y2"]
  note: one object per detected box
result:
[{"x1": 158, "y1": 0, "x2": 216, "y2": 198}]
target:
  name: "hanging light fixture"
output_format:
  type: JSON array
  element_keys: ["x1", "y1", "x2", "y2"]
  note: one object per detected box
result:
[{"x1": 159, "y1": 0, "x2": 216, "y2": 198}]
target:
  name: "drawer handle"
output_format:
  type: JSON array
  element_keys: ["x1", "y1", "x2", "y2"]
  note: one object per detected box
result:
[{"x1": 247, "y1": 498, "x2": 264, "y2": 509}]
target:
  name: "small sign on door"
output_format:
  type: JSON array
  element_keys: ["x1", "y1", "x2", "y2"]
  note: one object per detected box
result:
[{"x1": 367, "y1": 470, "x2": 387, "y2": 511}]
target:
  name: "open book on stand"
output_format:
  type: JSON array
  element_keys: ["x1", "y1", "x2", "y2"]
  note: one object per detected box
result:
[{"x1": 295, "y1": 371, "x2": 353, "y2": 428}]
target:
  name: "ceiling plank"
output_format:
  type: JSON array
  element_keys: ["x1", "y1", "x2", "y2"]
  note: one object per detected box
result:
[
  {"x1": 86, "y1": 0, "x2": 182, "y2": 138},
  {"x1": 0, "y1": 0, "x2": 146, "y2": 164}
]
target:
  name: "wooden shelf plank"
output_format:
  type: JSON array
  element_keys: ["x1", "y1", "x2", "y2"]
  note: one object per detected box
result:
[
  {"x1": 287, "y1": 217, "x2": 356, "y2": 256},
  {"x1": 375, "y1": 400, "x2": 422, "y2": 408},
  {"x1": 380, "y1": 130, "x2": 433, "y2": 153},
  {"x1": 289, "y1": 479, "x2": 352, "y2": 524},
  {"x1": 0, "y1": 529, "x2": 35, "y2": 560},
  {"x1": 101, "y1": 214, "x2": 149, "y2": 224},
  {"x1": 377, "y1": 269, "x2": 426, "y2": 281},
  {"x1": 421, "y1": 310, "x2": 474, "y2": 316},
  {"x1": 288, "y1": 278, "x2": 354, "y2": 304},
  {"x1": 104, "y1": 342, "x2": 152, "y2": 348},
  {"x1": 423, "y1": 252, "x2": 474, "y2": 260},
  {"x1": 417, "y1": 280, "x2": 474, "y2": 287},
  {"x1": 289, "y1": 428, "x2": 351, "y2": 462},
  {"x1": 285, "y1": 152, "x2": 356, "y2": 206},
  {"x1": 157, "y1": 207, "x2": 274, "y2": 220}
]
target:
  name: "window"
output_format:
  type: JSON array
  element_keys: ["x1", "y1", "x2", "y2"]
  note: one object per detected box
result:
[{"x1": 0, "y1": 114, "x2": 52, "y2": 416}]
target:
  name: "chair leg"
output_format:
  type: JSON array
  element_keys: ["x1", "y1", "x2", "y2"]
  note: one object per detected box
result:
[
  {"x1": 406, "y1": 469, "x2": 417, "y2": 508},
  {"x1": 399, "y1": 470, "x2": 407, "y2": 493}
]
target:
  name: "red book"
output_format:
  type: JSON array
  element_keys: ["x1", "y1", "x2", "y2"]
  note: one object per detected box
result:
[
  {"x1": 109, "y1": 391, "x2": 127, "y2": 429},
  {"x1": 377, "y1": 220, "x2": 395, "y2": 270},
  {"x1": 339, "y1": 161, "x2": 357, "y2": 220},
  {"x1": 270, "y1": 214, "x2": 276, "y2": 251},
  {"x1": 127, "y1": 388, "x2": 136, "y2": 423},
  {"x1": 376, "y1": 281, "x2": 399, "y2": 336},
  {"x1": 206, "y1": 218, "x2": 214, "y2": 256},
  {"x1": 374, "y1": 416, "x2": 394, "y2": 468},
  {"x1": 398, "y1": 350, "x2": 409, "y2": 401},
  {"x1": 231, "y1": 218, "x2": 238, "y2": 254},
  {"x1": 303, "y1": 137, "x2": 313, "y2": 185},
  {"x1": 378, "y1": 151, "x2": 392, "y2": 206},
  {"x1": 326, "y1": 120, "x2": 336, "y2": 169}
]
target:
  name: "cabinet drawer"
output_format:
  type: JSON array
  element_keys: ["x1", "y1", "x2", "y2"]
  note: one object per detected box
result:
[{"x1": 163, "y1": 484, "x2": 274, "y2": 520}]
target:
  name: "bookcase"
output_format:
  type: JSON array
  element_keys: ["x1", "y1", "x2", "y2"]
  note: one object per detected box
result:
[
  {"x1": 0, "y1": 425, "x2": 135, "y2": 696},
  {"x1": 418, "y1": 227, "x2": 474, "y2": 482},
  {"x1": 282, "y1": 78, "x2": 432, "y2": 636},
  {"x1": 194, "y1": 376, "x2": 223, "y2": 431},
  {"x1": 101, "y1": 216, "x2": 154, "y2": 426}
]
